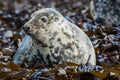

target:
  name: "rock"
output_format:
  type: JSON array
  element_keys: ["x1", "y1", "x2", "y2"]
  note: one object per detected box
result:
[{"x1": 90, "y1": 0, "x2": 120, "y2": 27}]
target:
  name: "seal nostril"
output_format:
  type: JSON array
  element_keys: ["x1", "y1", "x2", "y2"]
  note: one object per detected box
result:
[
  {"x1": 23, "y1": 26, "x2": 30, "y2": 31},
  {"x1": 27, "y1": 27, "x2": 30, "y2": 30}
]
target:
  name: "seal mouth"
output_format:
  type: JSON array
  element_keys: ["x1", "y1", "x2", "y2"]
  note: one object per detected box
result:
[{"x1": 24, "y1": 30, "x2": 45, "y2": 37}]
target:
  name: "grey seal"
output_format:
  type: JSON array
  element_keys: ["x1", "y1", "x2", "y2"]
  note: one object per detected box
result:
[{"x1": 13, "y1": 8, "x2": 96, "y2": 67}]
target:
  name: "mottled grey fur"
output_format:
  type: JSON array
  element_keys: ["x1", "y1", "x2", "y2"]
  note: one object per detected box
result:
[{"x1": 13, "y1": 8, "x2": 96, "y2": 67}]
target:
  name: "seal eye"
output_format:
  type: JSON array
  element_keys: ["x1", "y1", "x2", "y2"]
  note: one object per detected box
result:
[{"x1": 40, "y1": 16, "x2": 48, "y2": 23}]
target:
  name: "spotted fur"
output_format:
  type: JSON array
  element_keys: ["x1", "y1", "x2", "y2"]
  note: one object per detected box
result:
[{"x1": 13, "y1": 8, "x2": 96, "y2": 67}]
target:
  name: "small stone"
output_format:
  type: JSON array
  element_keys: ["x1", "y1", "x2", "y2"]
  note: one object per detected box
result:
[
  {"x1": 58, "y1": 68, "x2": 66, "y2": 75},
  {"x1": 4, "y1": 30, "x2": 13, "y2": 38}
]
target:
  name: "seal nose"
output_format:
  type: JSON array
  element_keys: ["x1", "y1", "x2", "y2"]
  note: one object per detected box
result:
[{"x1": 23, "y1": 25, "x2": 30, "y2": 31}]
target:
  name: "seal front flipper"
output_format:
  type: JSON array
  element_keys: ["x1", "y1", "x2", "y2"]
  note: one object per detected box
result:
[{"x1": 13, "y1": 35, "x2": 32, "y2": 65}]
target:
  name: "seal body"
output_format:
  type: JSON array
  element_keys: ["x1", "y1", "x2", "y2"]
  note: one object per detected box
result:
[
  {"x1": 90, "y1": 0, "x2": 120, "y2": 26},
  {"x1": 13, "y1": 8, "x2": 96, "y2": 67}
]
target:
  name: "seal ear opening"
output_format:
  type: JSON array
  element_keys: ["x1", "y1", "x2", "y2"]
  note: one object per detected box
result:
[{"x1": 54, "y1": 17, "x2": 59, "y2": 22}]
